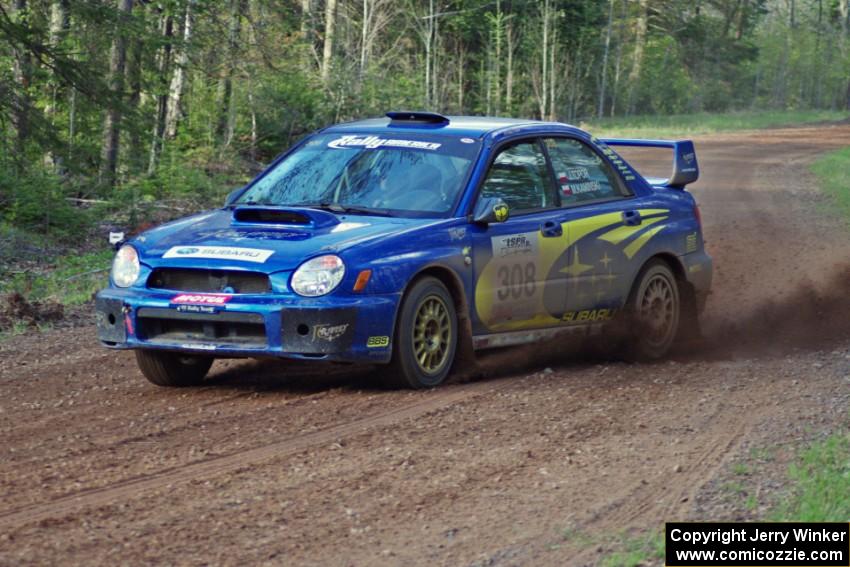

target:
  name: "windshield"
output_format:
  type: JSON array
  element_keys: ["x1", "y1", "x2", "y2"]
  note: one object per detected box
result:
[{"x1": 236, "y1": 132, "x2": 481, "y2": 217}]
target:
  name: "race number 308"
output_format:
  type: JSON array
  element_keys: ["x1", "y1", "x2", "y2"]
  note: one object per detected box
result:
[{"x1": 496, "y1": 262, "x2": 536, "y2": 300}]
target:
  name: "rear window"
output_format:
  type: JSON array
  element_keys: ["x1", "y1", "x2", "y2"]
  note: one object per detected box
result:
[{"x1": 544, "y1": 137, "x2": 629, "y2": 205}]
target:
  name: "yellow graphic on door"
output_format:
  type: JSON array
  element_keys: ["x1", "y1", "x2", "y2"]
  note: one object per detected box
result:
[{"x1": 474, "y1": 210, "x2": 670, "y2": 332}]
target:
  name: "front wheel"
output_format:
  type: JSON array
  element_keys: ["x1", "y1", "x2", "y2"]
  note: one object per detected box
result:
[
  {"x1": 135, "y1": 350, "x2": 213, "y2": 387},
  {"x1": 624, "y1": 260, "x2": 680, "y2": 361},
  {"x1": 383, "y1": 277, "x2": 458, "y2": 389}
]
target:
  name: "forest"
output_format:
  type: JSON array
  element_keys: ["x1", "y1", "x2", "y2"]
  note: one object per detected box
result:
[{"x1": 1, "y1": 0, "x2": 849, "y2": 241}]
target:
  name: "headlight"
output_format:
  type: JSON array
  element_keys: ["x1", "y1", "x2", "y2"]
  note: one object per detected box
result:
[
  {"x1": 291, "y1": 255, "x2": 345, "y2": 297},
  {"x1": 112, "y1": 245, "x2": 141, "y2": 288}
]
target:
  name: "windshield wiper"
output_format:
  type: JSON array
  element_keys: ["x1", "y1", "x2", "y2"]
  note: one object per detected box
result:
[{"x1": 296, "y1": 202, "x2": 394, "y2": 217}]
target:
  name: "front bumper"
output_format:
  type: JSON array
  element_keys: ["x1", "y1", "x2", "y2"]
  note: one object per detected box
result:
[{"x1": 95, "y1": 288, "x2": 399, "y2": 363}]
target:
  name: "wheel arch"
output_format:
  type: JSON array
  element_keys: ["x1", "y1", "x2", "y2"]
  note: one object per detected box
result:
[
  {"x1": 401, "y1": 263, "x2": 476, "y2": 373},
  {"x1": 638, "y1": 252, "x2": 700, "y2": 341}
]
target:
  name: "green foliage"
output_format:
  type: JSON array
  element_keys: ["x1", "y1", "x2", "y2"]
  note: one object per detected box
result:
[
  {"x1": 0, "y1": 246, "x2": 113, "y2": 307},
  {"x1": 1, "y1": 0, "x2": 849, "y2": 249},
  {"x1": 635, "y1": 36, "x2": 695, "y2": 115},
  {"x1": 811, "y1": 146, "x2": 850, "y2": 224},
  {"x1": 771, "y1": 433, "x2": 850, "y2": 521},
  {"x1": 599, "y1": 531, "x2": 665, "y2": 567},
  {"x1": 0, "y1": 164, "x2": 91, "y2": 239},
  {"x1": 584, "y1": 109, "x2": 849, "y2": 139}
]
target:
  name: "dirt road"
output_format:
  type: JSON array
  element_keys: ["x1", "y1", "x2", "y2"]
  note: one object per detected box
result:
[{"x1": 2, "y1": 124, "x2": 850, "y2": 566}]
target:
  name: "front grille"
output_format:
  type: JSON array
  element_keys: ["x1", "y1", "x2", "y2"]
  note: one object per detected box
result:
[
  {"x1": 148, "y1": 268, "x2": 270, "y2": 294},
  {"x1": 137, "y1": 308, "x2": 267, "y2": 347}
]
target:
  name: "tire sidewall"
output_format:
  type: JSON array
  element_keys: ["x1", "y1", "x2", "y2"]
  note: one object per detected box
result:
[
  {"x1": 392, "y1": 277, "x2": 458, "y2": 388},
  {"x1": 627, "y1": 260, "x2": 680, "y2": 360}
]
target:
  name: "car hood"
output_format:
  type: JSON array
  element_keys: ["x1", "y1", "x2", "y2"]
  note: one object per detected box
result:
[{"x1": 133, "y1": 207, "x2": 438, "y2": 272}]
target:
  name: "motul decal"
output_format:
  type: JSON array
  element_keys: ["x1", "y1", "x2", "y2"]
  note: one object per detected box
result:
[{"x1": 171, "y1": 294, "x2": 232, "y2": 305}]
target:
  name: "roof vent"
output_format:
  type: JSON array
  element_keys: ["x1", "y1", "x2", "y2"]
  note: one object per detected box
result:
[{"x1": 386, "y1": 111, "x2": 449, "y2": 125}]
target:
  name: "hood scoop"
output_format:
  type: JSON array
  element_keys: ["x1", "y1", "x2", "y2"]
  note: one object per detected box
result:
[{"x1": 232, "y1": 206, "x2": 340, "y2": 229}]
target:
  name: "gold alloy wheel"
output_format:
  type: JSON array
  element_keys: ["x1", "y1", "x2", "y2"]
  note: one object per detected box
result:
[
  {"x1": 639, "y1": 273, "x2": 677, "y2": 347},
  {"x1": 412, "y1": 295, "x2": 452, "y2": 374}
]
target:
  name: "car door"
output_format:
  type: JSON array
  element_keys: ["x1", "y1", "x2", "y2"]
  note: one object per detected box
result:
[
  {"x1": 470, "y1": 139, "x2": 569, "y2": 334},
  {"x1": 540, "y1": 136, "x2": 654, "y2": 322}
]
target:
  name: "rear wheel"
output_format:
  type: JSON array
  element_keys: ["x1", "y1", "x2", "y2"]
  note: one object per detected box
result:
[
  {"x1": 135, "y1": 350, "x2": 213, "y2": 387},
  {"x1": 383, "y1": 277, "x2": 458, "y2": 389},
  {"x1": 624, "y1": 260, "x2": 680, "y2": 360}
]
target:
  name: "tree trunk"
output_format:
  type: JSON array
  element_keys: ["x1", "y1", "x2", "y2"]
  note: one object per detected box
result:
[
  {"x1": 598, "y1": 0, "x2": 614, "y2": 119},
  {"x1": 506, "y1": 21, "x2": 514, "y2": 114},
  {"x1": 44, "y1": 0, "x2": 69, "y2": 169},
  {"x1": 538, "y1": 0, "x2": 549, "y2": 119},
  {"x1": 321, "y1": 0, "x2": 337, "y2": 84},
  {"x1": 457, "y1": 43, "x2": 465, "y2": 113},
  {"x1": 164, "y1": 0, "x2": 194, "y2": 140},
  {"x1": 217, "y1": 0, "x2": 243, "y2": 146},
  {"x1": 627, "y1": 0, "x2": 647, "y2": 114},
  {"x1": 126, "y1": 32, "x2": 144, "y2": 173},
  {"x1": 148, "y1": 11, "x2": 174, "y2": 175},
  {"x1": 99, "y1": 0, "x2": 134, "y2": 187},
  {"x1": 359, "y1": 0, "x2": 369, "y2": 80},
  {"x1": 11, "y1": 0, "x2": 32, "y2": 161}
]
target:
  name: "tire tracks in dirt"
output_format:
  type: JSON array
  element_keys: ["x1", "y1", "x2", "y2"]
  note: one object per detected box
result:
[{"x1": 0, "y1": 377, "x2": 503, "y2": 530}]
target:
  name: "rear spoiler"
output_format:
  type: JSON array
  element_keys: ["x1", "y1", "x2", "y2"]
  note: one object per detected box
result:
[{"x1": 599, "y1": 138, "x2": 699, "y2": 189}]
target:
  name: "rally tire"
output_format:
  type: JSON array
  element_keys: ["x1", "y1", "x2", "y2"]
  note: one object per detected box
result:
[
  {"x1": 623, "y1": 259, "x2": 681, "y2": 361},
  {"x1": 383, "y1": 277, "x2": 458, "y2": 389},
  {"x1": 135, "y1": 349, "x2": 214, "y2": 387}
]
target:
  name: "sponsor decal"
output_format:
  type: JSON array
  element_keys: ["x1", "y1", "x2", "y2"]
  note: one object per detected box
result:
[
  {"x1": 163, "y1": 245, "x2": 274, "y2": 263},
  {"x1": 561, "y1": 308, "x2": 618, "y2": 323},
  {"x1": 331, "y1": 222, "x2": 369, "y2": 233},
  {"x1": 313, "y1": 323, "x2": 349, "y2": 342},
  {"x1": 171, "y1": 294, "x2": 232, "y2": 305},
  {"x1": 682, "y1": 151, "x2": 695, "y2": 164},
  {"x1": 493, "y1": 203, "x2": 509, "y2": 222},
  {"x1": 566, "y1": 180, "x2": 601, "y2": 195},
  {"x1": 449, "y1": 227, "x2": 466, "y2": 241},
  {"x1": 686, "y1": 232, "x2": 698, "y2": 253},
  {"x1": 180, "y1": 343, "x2": 217, "y2": 350},
  {"x1": 327, "y1": 135, "x2": 441, "y2": 151},
  {"x1": 366, "y1": 336, "x2": 390, "y2": 348},
  {"x1": 176, "y1": 304, "x2": 219, "y2": 314},
  {"x1": 557, "y1": 167, "x2": 601, "y2": 195},
  {"x1": 494, "y1": 233, "x2": 536, "y2": 258},
  {"x1": 460, "y1": 137, "x2": 476, "y2": 144}
]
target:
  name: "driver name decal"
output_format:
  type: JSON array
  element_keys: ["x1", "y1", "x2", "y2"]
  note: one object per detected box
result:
[
  {"x1": 327, "y1": 135, "x2": 441, "y2": 151},
  {"x1": 162, "y1": 246, "x2": 274, "y2": 263}
]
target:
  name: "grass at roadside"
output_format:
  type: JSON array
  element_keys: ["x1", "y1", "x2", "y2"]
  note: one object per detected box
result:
[
  {"x1": 811, "y1": 146, "x2": 850, "y2": 224},
  {"x1": 583, "y1": 109, "x2": 848, "y2": 139},
  {"x1": 770, "y1": 432, "x2": 850, "y2": 521},
  {"x1": 0, "y1": 249, "x2": 113, "y2": 307},
  {"x1": 599, "y1": 532, "x2": 665, "y2": 567},
  {"x1": 0, "y1": 247, "x2": 113, "y2": 337}
]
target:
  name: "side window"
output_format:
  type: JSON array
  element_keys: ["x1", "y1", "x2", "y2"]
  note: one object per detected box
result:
[
  {"x1": 544, "y1": 138, "x2": 628, "y2": 206},
  {"x1": 480, "y1": 141, "x2": 557, "y2": 213}
]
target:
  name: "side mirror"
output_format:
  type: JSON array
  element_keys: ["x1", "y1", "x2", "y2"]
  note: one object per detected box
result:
[
  {"x1": 224, "y1": 187, "x2": 245, "y2": 206},
  {"x1": 472, "y1": 197, "x2": 510, "y2": 225}
]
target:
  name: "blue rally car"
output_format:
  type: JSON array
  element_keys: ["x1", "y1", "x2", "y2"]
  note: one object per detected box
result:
[{"x1": 96, "y1": 112, "x2": 712, "y2": 388}]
